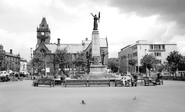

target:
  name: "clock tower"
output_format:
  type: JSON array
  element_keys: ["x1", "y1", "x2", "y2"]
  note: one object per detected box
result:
[{"x1": 37, "y1": 17, "x2": 51, "y2": 45}]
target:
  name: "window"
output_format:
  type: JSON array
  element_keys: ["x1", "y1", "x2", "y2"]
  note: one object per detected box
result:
[
  {"x1": 128, "y1": 54, "x2": 131, "y2": 58},
  {"x1": 162, "y1": 45, "x2": 165, "y2": 50},
  {"x1": 150, "y1": 45, "x2": 153, "y2": 50},
  {"x1": 132, "y1": 45, "x2": 137, "y2": 50},
  {"x1": 121, "y1": 55, "x2": 127, "y2": 60},
  {"x1": 133, "y1": 52, "x2": 137, "y2": 57},
  {"x1": 155, "y1": 52, "x2": 161, "y2": 57},
  {"x1": 41, "y1": 39, "x2": 45, "y2": 43},
  {"x1": 154, "y1": 45, "x2": 161, "y2": 50},
  {"x1": 155, "y1": 59, "x2": 161, "y2": 64}
]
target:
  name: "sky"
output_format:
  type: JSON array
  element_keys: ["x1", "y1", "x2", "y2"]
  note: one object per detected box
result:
[{"x1": 1, "y1": 0, "x2": 185, "y2": 61}]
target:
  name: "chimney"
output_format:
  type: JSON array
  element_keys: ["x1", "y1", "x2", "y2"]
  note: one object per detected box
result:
[
  {"x1": 10, "y1": 49, "x2": 12, "y2": 54},
  {"x1": 57, "y1": 38, "x2": 60, "y2": 45}
]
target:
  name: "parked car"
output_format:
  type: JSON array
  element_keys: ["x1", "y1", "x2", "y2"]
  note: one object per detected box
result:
[
  {"x1": 0, "y1": 71, "x2": 9, "y2": 77},
  {"x1": 0, "y1": 75, "x2": 10, "y2": 82}
]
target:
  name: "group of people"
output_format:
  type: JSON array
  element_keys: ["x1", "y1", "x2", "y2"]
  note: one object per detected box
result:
[{"x1": 117, "y1": 73, "x2": 138, "y2": 87}]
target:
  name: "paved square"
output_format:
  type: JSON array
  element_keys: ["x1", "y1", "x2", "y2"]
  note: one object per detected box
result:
[{"x1": 0, "y1": 80, "x2": 185, "y2": 112}]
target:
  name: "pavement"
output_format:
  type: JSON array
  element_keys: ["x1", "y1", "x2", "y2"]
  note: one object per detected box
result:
[{"x1": 0, "y1": 80, "x2": 185, "y2": 112}]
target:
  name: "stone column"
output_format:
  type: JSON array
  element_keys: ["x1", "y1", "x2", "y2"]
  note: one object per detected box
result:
[
  {"x1": 91, "y1": 30, "x2": 101, "y2": 65},
  {"x1": 89, "y1": 30, "x2": 107, "y2": 79}
]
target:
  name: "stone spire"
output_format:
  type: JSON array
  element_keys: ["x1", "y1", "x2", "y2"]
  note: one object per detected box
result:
[
  {"x1": 39, "y1": 17, "x2": 49, "y2": 29},
  {"x1": 36, "y1": 17, "x2": 51, "y2": 45}
]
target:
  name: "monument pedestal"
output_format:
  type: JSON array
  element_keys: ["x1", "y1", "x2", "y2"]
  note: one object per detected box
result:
[
  {"x1": 89, "y1": 65, "x2": 107, "y2": 79},
  {"x1": 88, "y1": 30, "x2": 107, "y2": 79}
]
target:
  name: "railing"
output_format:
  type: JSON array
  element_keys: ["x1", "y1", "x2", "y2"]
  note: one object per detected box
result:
[
  {"x1": 162, "y1": 71, "x2": 185, "y2": 81},
  {"x1": 177, "y1": 71, "x2": 185, "y2": 77}
]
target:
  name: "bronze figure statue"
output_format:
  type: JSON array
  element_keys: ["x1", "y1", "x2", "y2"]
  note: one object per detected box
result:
[{"x1": 91, "y1": 12, "x2": 100, "y2": 30}]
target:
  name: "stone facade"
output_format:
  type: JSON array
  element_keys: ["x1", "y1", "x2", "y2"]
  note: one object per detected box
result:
[
  {"x1": 0, "y1": 45, "x2": 20, "y2": 71},
  {"x1": 20, "y1": 58, "x2": 28, "y2": 74}
]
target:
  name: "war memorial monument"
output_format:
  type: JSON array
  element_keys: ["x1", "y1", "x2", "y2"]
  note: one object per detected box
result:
[{"x1": 88, "y1": 12, "x2": 111, "y2": 79}]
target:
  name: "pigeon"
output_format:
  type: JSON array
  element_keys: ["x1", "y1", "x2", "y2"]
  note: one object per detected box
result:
[
  {"x1": 133, "y1": 96, "x2": 136, "y2": 100},
  {"x1": 81, "y1": 100, "x2": 86, "y2": 105}
]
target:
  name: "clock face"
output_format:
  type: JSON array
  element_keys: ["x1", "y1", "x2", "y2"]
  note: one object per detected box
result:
[{"x1": 41, "y1": 32, "x2": 45, "y2": 35}]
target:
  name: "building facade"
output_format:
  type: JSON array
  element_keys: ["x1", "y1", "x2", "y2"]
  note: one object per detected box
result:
[
  {"x1": 118, "y1": 40, "x2": 177, "y2": 74},
  {"x1": 0, "y1": 45, "x2": 20, "y2": 72},
  {"x1": 20, "y1": 58, "x2": 28, "y2": 74},
  {"x1": 33, "y1": 17, "x2": 108, "y2": 76}
]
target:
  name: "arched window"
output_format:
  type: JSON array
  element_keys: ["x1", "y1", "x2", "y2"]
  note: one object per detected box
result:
[{"x1": 40, "y1": 49, "x2": 46, "y2": 58}]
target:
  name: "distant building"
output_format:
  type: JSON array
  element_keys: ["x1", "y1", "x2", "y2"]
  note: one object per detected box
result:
[
  {"x1": 20, "y1": 58, "x2": 28, "y2": 74},
  {"x1": 118, "y1": 40, "x2": 177, "y2": 74},
  {"x1": 33, "y1": 17, "x2": 108, "y2": 76},
  {"x1": 0, "y1": 44, "x2": 20, "y2": 71}
]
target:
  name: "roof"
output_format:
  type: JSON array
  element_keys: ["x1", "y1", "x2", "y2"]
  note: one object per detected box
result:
[
  {"x1": 120, "y1": 40, "x2": 177, "y2": 51},
  {"x1": 121, "y1": 44, "x2": 132, "y2": 51},
  {"x1": 37, "y1": 17, "x2": 50, "y2": 31},
  {"x1": 45, "y1": 44, "x2": 83, "y2": 53},
  {"x1": 40, "y1": 17, "x2": 48, "y2": 28},
  {"x1": 39, "y1": 38, "x2": 108, "y2": 54},
  {"x1": 5, "y1": 52, "x2": 20, "y2": 58}
]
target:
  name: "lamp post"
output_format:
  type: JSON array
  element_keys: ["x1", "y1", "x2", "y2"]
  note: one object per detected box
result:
[
  {"x1": 145, "y1": 49, "x2": 147, "y2": 76},
  {"x1": 127, "y1": 54, "x2": 129, "y2": 74},
  {"x1": 86, "y1": 51, "x2": 91, "y2": 74},
  {"x1": 30, "y1": 48, "x2": 33, "y2": 79}
]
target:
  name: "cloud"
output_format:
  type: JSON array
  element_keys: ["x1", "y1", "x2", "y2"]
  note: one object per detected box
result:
[
  {"x1": 0, "y1": 28, "x2": 36, "y2": 59},
  {"x1": 107, "y1": 0, "x2": 185, "y2": 54},
  {"x1": 1, "y1": 0, "x2": 185, "y2": 61},
  {"x1": 107, "y1": 0, "x2": 185, "y2": 40},
  {"x1": 108, "y1": 0, "x2": 185, "y2": 26}
]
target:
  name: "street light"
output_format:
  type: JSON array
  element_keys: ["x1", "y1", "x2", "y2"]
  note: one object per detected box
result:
[
  {"x1": 127, "y1": 54, "x2": 129, "y2": 74},
  {"x1": 30, "y1": 48, "x2": 33, "y2": 79},
  {"x1": 144, "y1": 49, "x2": 147, "y2": 76}
]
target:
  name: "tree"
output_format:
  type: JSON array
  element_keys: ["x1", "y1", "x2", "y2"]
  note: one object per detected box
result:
[
  {"x1": 128, "y1": 59, "x2": 137, "y2": 73},
  {"x1": 179, "y1": 56, "x2": 185, "y2": 71},
  {"x1": 0, "y1": 59, "x2": 6, "y2": 71},
  {"x1": 108, "y1": 58, "x2": 119, "y2": 73},
  {"x1": 155, "y1": 64, "x2": 164, "y2": 72},
  {"x1": 73, "y1": 52, "x2": 86, "y2": 73},
  {"x1": 54, "y1": 47, "x2": 71, "y2": 76},
  {"x1": 140, "y1": 54, "x2": 156, "y2": 76},
  {"x1": 166, "y1": 51, "x2": 183, "y2": 76},
  {"x1": 31, "y1": 53, "x2": 45, "y2": 75},
  {"x1": 85, "y1": 50, "x2": 92, "y2": 74}
]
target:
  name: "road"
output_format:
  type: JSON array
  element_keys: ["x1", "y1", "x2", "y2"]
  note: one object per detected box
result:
[{"x1": 0, "y1": 80, "x2": 185, "y2": 112}]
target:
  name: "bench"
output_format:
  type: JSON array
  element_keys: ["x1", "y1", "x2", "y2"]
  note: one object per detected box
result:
[
  {"x1": 115, "y1": 79, "x2": 123, "y2": 87},
  {"x1": 143, "y1": 77, "x2": 157, "y2": 86},
  {"x1": 64, "y1": 79, "x2": 88, "y2": 87},
  {"x1": 156, "y1": 79, "x2": 163, "y2": 85},
  {"x1": 54, "y1": 80, "x2": 62, "y2": 85},
  {"x1": 33, "y1": 78, "x2": 55, "y2": 87},
  {"x1": 88, "y1": 79, "x2": 110, "y2": 87}
]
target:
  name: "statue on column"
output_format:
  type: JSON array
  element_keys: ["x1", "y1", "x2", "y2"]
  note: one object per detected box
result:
[{"x1": 91, "y1": 12, "x2": 100, "y2": 30}]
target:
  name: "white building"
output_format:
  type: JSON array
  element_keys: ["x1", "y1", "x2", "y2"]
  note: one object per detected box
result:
[
  {"x1": 118, "y1": 40, "x2": 177, "y2": 74},
  {"x1": 20, "y1": 58, "x2": 28, "y2": 75}
]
